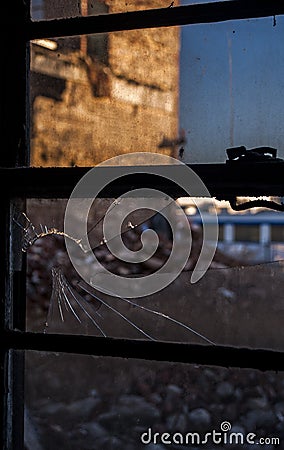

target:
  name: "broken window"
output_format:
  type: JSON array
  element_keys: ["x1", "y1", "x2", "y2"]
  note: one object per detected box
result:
[
  {"x1": 12, "y1": 198, "x2": 283, "y2": 353},
  {"x1": 2, "y1": 1, "x2": 284, "y2": 449}
]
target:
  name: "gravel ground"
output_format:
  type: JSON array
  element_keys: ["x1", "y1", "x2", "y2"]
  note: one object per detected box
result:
[{"x1": 25, "y1": 353, "x2": 284, "y2": 449}]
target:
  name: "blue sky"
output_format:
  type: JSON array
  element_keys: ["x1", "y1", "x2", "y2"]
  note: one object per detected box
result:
[{"x1": 179, "y1": 9, "x2": 284, "y2": 163}]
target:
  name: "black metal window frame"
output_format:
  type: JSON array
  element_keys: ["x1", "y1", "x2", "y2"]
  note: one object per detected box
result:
[{"x1": 2, "y1": 1, "x2": 284, "y2": 448}]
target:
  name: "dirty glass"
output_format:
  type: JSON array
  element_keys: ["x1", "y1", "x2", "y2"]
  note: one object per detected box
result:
[
  {"x1": 24, "y1": 350, "x2": 284, "y2": 449},
  {"x1": 30, "y1": 0, "x2": 233, "y2": 21},
  {"x1": 30, "y1": 25, "x2": 181, "y2": 167},
  {"x1": 12, "y1": 198, "x2": 284, "y2": 351},
  {"x1": 29, "y1": 15, "x2": 284, "y2": 166},
  {"x1": 180, "y1": 16, "x2": 284, "y2": 163}
]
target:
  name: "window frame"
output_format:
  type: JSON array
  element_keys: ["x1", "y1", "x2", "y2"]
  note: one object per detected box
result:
[{"x1": 2, "y1": 1, "x2": 284, "y2": 448}]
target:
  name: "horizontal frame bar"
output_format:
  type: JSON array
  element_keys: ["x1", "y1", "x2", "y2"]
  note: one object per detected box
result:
[
  {"x1": 24, "y1": 0, "x2": 284, "y2": 40},
  {"x1": 4, "y1": 330, "x2": 284, "y2": 372},
  {"x1": 3, "y1": 163, "x2": 284, "y2": 199}
]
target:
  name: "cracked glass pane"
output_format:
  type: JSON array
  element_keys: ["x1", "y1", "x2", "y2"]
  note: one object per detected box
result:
[
  {"x1": 13, "y1": 198, "x2": 284, "y2": 351},
  {"x1": 24, "y1": 350, "x2": 284, "y2": 450},
  {"x1": 30, "y1": 17, "x2": 284, "y2": 166}
]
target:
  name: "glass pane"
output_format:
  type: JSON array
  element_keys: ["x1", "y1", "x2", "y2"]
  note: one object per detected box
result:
[
  {"x1": 25, "y1": 350, "x2": 284, "y2": 449},
  {"x1": 12, "y1": 198, "x2": 284, "y2": 351},
  {"x1": 30, "y1": 16, "x2": 284, "y2": 166},
  {"x1": 235, "y1": 225, "x2": 259, "y2": 243},
  {"x1": 180, "y1": 16, "x2": 284, "y2": 163},
  {"x1": 271, "y1": 225, "x2": 284, "y2": 243},
  {"x1": 30, "y1": 0, "x2": 233, "y2": 21},
  {"x1": 30, "y1": 25, "x2": 180, "y2": 166}
]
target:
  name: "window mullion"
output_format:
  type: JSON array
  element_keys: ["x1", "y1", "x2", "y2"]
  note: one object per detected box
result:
[
  {"x1": 1, "y1": 36, "x2": 29, "y2": 167},
  {"x1": 4, "y1": 329, "x2": 284, "y2": 373},
  {"x1": 2, "y1": 164, "x2": 284, "y2": 199},
  {"x1": 1, "y1": 2, "x2": 30, "y2": 448},
  {"x1": 26, "y1": 0, "x2": 284, "y2": 40}
]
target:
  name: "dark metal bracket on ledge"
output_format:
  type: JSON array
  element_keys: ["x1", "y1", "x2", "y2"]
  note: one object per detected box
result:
[
  {"x1": 225, "y1": 146, "x2": 284, "y2": 211},
  {"x1": 228, "y1": 197, "x2": 284, "y2": 212}
]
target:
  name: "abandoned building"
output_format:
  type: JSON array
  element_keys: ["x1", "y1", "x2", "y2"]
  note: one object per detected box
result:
[{"x1": 30, "y1": 0, "x2": 182, "y2": 166}]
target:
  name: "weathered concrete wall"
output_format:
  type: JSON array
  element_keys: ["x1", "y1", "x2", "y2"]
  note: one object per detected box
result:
[{"x1": 31, "y1": 1, "x2": 181, "y2": 167}]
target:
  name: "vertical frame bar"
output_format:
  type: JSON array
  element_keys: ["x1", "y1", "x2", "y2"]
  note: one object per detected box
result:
[
  {"x1": 0, "y1": 1, "x2": 30, "y2": 448},
  {"x1": 0, "y1": 1, "x2": 30, "y2": 168},
  {"x1": 0, "y1": 199, "x2": 11, "y2": 449}
]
